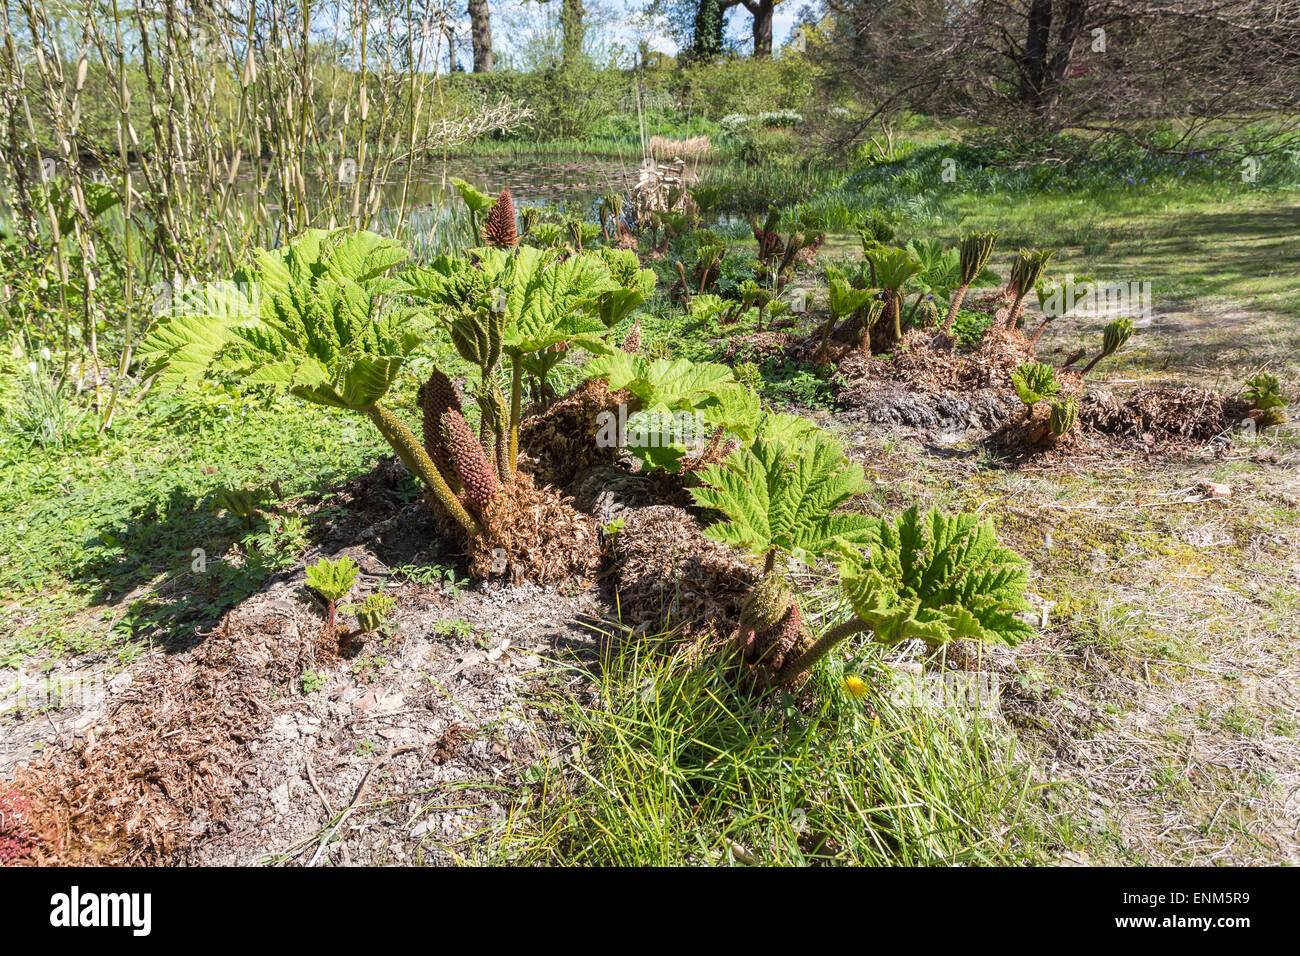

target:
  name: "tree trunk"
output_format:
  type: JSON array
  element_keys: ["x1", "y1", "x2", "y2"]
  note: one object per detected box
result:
[
  {"x1": 468, "y1": 0, "x2": 493, "y2": 73},
  {"x1": 1043, "y1": 0, "x2": 1090, "y2": 117},
  {"x1": 744, "y1": 0, "x2": 774, "y2": 58},
  {"x1": 561, "y1": 0, "x2": 585, "y2": 69},
  {"x1": 694, "y1": 0, "x2": 743, "y2": 60},
  {"x1": 1020, "y1": 0, "x2": 1053, "y2": 111}
]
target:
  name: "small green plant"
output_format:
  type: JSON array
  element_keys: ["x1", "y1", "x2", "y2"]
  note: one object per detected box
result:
[
  {"x1": 1080, "y1": 318, "x2": 1135, "y2": 374},
  {"x1": 214, "y1": 485, "x2": 266, "y2": 529},
  {"x1": 1048, "y1": 395, "x2": 1079, "y2": 436},
  {"x1": 816, "y1": 263, "x2": 877, "y2": 365},
  {"x1": 602, "y1": 516, "x2": 627, "y2": 536},
  {"x1": 301, "y1": 669, "x2": 325, "y2": 694},
  {"x1": 434, "y1": 617, "x2": 474, "y2": 641},
  {"x1": 345, "y1": 592, "x2": 396, "y2": 634},
  {"x1": 1011, "y1": 361, "x2": 1060, "y2": 407},
  {"x1": 1242, "y1": 372, "x2": 1287, "y2": 411},
  {"x1": 863, "y1": 246, "x2": 923, "y2": 352},
  {"x1": 941, "y1": 232, "x2": 999, "y2": 336},
  {"x1": 1003, "y1": 249, "x2": 1056, "y2": 329},
  {"x1": 305, "y1": 556, "x2": 359, "y2": 632}
]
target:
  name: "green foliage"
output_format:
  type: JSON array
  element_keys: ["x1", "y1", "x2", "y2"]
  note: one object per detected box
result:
[
  {"x1": 305, "y1": 555, "x2": 359, "y2": 603},
  {"x1": 864, "y1": 246, "x2": 923, "y2": 294},
  {"x1": 690, "y1": 430, "x2": 876, "y2": 565},
  {"x1": 450, "y1": 178, "x2": 496, "y2": 240},
  {"x1": 141, "y1": 229, "x2": 423, "y2": 411},
  {"x1": 1101, "y1": 317, "x2": 1134, "y2": 357},
  {"x1": 1011, "y1": 362, "x2": 1060, "y2": 407},
  {"x1": 349, "y1": 592, "x2": 396, "y2": 633},
  {"x1": 1009, "y1": 249, "x2": 1056, "y2": 295},
  {"x1": 957, "y1": 232, "x2": 1000, "y2": 287},
  {"x1": 1243, "y1": 372, "x2": 1288, "y2": 410},
  {"x1": 214, "y1": 485, "x2": 266, "y2": 528},
  {"x1": 825, "y1": 264, "x2": 876, "y2": 318},
  {"x1": 1048, "y1": 396, "x2": 1079, "y2": 436},
  {"x1": 586, "y1": 352, "x2": 760, "y2": 471},
  {"x1": 835, "y1": 506, "x2": 1034, "y2": 647}
]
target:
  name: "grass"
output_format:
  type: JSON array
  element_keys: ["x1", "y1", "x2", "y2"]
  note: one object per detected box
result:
[
  {"x1": 0, "y1": 383, "x2": 390, "y2": 668},
  {"x1": 483, "y1": 628, "x2": 1056, "y2": 865}
]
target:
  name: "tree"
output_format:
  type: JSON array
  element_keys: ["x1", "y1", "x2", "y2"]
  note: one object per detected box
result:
[
  {"x1": 468, "y1": 0, "x2": 494, "y2": 72},
  {"x1": 692, "y1": 0, "x2": 740, "y2": 59},
  {"x1": 742, "y1": 0, "x2": 776, "y2": 57},
  {"x1": 560, "y1": 0, "x2": 585, "y2": 68},
  {"x1": 815, "y1": 0, "x2": 1300, "y2": 152}
]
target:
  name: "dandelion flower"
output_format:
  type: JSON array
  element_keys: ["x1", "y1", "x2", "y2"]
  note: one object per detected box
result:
[{"x1": 842, "y1": 675, "x2": 868, "y2": 699}]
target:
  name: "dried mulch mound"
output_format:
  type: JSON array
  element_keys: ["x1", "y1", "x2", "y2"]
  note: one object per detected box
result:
[
  {"x1": 466, "y1": 471, "x2": 603, "y2": 586},
  {"x1": 10, "y1": 597, "x2": 311, "y2": 865},
  {"x1": 833, "y1": 328, "x2": 1033, "y2": 415},
  {"x1": 519, "y1": 379, "x2": 628, "y2": 488},
  {"x1": 721, "y1": 330, "x2": 804, "y2": 365},
  {"x1": 608, "y1": 504, "x2": 758, "y2": 638},
  {"x1": 1081, "y1": 386, "x2": 1250, "y2": 448}
]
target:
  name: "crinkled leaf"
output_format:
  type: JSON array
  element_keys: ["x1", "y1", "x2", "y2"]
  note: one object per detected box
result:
[{"x1": 835, "y1": 505, "x2": 1034, "y2": 647}]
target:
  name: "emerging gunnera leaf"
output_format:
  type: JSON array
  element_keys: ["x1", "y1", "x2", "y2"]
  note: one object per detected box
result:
[
  {"x1": 835, "y1": 505, "x2": 1034, "y2": 647},
  {"x1": 1011, "y1": 361, "x2": 1060, "y2": 407},
  {"x1": 690, "y1": 430, "x2": 877, "y2": 565}
]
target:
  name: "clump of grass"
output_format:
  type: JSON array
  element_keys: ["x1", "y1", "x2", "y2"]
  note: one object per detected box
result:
[{"x1": 488, "y1": 629, "x2": 1053, "y2": 865}]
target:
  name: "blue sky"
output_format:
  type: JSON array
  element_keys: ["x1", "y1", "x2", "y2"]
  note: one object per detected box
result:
[{"x1": 485, "y1": 0, "x2": 801, "y2": 61}]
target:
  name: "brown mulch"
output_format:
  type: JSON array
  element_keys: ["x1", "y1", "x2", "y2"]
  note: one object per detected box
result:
[
  {"x1": 466, "y1": 471, "x2": 603, "y2": 586},
  {"x1": 518, "y1": 378, "x2": 628, "y2": 488},
  {"x1": 608, "y1": 504, "x2": 758, "y2": 639},
  {"x1": 1081, "y1": 386, "x2": 1250, "y2": 448},
  {"x1": 11, "y1": 597, "x2": 311, "y2": 865}
]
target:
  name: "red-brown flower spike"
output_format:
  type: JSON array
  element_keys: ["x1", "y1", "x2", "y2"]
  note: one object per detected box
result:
[
  {"x1": 484, "y1": 189, "x2": 518, "y2": 248},
  {"x1": 421, "y1": 368, "x2": 463, "y2": 488},
  {"x1": 439, "y1": 409, "x2": 499, "y2": 509},
  {"x1": 622, "y1": 321, "x2": 641, "y2": 353}
]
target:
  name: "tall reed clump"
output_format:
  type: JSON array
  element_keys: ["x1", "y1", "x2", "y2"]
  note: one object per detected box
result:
[{"x1": 0, "y1": 0, "x2": 532, "y2": 433}]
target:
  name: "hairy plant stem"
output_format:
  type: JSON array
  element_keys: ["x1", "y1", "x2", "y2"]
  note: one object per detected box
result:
[
  {"x1": 775, "y1": 617, "x2": 870, "y2": 689},
  {"x1": 367, "y1": 402, "x2": 480, "y2": 538},
  {"x1": 509, "y1": 354, "x2": 522, "y2": 475},
  {"x1": 1079, "y1": 352, "x2": 1106, "y2": 375},
  {"x1": 941, "y1": 284, "x2": 969, "y2": 335},
  {"x1": 1025, "y1": 315, "x2": 1052, "y2": 348}
]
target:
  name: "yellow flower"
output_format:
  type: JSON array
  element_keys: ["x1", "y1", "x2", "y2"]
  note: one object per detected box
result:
[{"x1": 842, "y1": 675, "x2": 868, "y2": 700}]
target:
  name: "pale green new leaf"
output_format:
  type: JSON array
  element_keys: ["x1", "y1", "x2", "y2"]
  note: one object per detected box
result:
[
  {"x1": 691, "y1": 431, "x2": 875, "y2": 563},
  {"x1": 835, "y1": 505, "x2": 1034, "y2": 647}
]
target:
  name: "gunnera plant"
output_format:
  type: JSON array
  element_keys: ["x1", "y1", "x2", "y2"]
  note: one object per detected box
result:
[
  {"x1": 1010, "y1": 361, "x2": 1078, "y2": 444},
  {"x1": 1001, "y1": 249, "x2": 1056, "y2": 330},
  {"x1": 689, "y1": 426, "x2": 877, "y2": 688},
  {"x1": 1079, "y1": 318, "x2": 1135, "y2": 375},
  {"x1": 940, "y1": 231, "x2": 999, "y2": 337},
  {"x1": 1242, "y1": 371, "x2": 1289, "y2": 428},
  {"x1": 142, "y1": 229, "x2": 655, "y2": 584},
  {"x1": 771, "y1": 506, "x2": 1035, "y2": 690},
  {"x1": 483, "y1": 188, "x2": 519, "y2": 248},
  {"x1": 305, "y1": 555, "x2": 359, "y2": 633}
]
